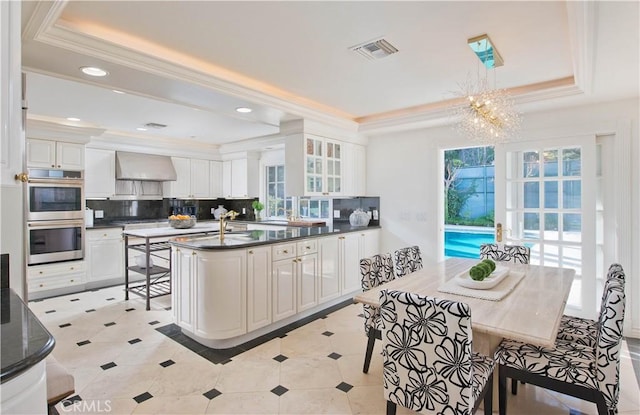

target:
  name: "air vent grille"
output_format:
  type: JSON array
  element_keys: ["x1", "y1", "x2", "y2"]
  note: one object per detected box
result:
[
  {"x1": 144, "y1": 122, "x2": 167, "y2": 129},
  {"x1": 350, "y1": 38, "x2": 399, "y2": 60}
]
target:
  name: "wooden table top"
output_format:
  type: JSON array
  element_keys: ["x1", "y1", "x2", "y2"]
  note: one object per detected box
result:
[{"x1": 353, "y1": 257, "x2": 575, "y2": 347}]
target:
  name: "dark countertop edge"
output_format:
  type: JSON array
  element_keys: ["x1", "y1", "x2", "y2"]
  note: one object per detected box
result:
[
  {"x1": 1, "y1": 289, "x2": 56, "y2": 384},
  {"x1": 169, "y1": 225, "x2": 381, "y2": 250}
]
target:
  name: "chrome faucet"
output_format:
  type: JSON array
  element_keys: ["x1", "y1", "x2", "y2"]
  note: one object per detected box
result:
[{"x1": 219, "y1": 210, "x2": 239, "y2": 240}]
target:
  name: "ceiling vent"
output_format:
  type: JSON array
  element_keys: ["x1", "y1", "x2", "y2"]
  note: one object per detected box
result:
[
  {"x1": 144, "y1": 122, "x2": 167, "y2": 129},
  {"x1": 350, "y1": 37, "x2": 399, "y2": 60}
]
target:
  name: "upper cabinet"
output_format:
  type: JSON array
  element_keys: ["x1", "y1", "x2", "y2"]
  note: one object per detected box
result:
[
  {"x1": 286, "y1": 134, "x2": 368, "y2": 197},
  {"x1": 209, "y1": 161, "x2": 222, "y2": 198},
  {"x1": 27, "y1": 139, "x2": 84, "y2": 170},
  {"x1": 85, "y1": 148, "x2": 115, "y2": 198},
  {"x1": 163, "y1": 157, "x2": 212, "y2": 199},
  {"x1": 222, "y1": 153, "x2": 259, "y2": 198}
]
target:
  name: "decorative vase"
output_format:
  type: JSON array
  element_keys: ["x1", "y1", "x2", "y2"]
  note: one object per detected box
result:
[
  {"x1": 254, "y1": 209, "x2": 262, "y2": 221},
  {"x1": 349, "y1": 209, "x2": 370, "y2": 227},
  {"x1": 213, "y1": 205, "x2": 227, "y2": 220}
]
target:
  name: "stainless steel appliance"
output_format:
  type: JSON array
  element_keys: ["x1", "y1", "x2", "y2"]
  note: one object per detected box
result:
[
  {"x1": 26, "y1": 219, "x2": 84, "y2": 265},
  {"x1": 26, "y1": 168, "x2": 85, "y2": 265},
  {"x1": 26, "y1": 169, "x2": 84, "y2": 221}
]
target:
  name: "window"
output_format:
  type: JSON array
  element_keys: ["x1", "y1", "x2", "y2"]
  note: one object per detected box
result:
[{"x1": 266, "y1": 165, "x2": 290, "y2": 218}]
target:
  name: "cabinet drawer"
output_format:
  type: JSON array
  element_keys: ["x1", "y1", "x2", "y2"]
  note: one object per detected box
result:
[
  {"x1": 296, "y1": 239, "x2": 317, "y2": 255},
  {"x1": 28, "y1": 261, "x2": 85, "y2": 279},
  {"x1": 272, "y1": 243, "x2": 296, "y2": 260},
  {"x1": 87, "y1": 227, "x2": 123, "y2": 241},
  {"x1": 28, "y1": 274, "x2": 85, "y2": 292}
]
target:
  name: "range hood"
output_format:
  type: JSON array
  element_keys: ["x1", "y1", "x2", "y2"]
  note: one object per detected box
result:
[{"x1": 116, "y1": 151, "x2": 177, "y2": 181}]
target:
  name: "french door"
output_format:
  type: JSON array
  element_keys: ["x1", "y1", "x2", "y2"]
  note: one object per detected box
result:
[{"x1": 494, "y1": 135, "x2": 597, "y2": 319}]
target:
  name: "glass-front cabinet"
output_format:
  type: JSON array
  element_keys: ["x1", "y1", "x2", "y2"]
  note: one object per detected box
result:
[{"x1": 287, "y1": 134, "x2": 342, "y2": 196}]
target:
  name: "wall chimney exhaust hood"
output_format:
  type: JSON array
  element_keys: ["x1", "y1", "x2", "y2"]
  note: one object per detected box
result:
[{"x1": 116, "y1": 151, "x2": 177, "y2": 181}]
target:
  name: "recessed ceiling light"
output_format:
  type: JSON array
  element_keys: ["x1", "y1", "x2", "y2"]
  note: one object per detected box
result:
[
  {"x1": 136, "y1": 127, "x2": 148, "y2": 131},
  {"x1": 112, "y1": 90, "x2": 125, "y2": 94},
  {"x1": 235, "y1": 107, "x2": 252, "y2": 113},
  {"x1": 66, "y1": 117, "x2": 81, "y2": 121},
  {"x1": 80, "y1": 66, "x2": 109, "y2": 77}
]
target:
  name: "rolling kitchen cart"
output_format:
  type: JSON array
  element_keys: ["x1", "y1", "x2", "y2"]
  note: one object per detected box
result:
[{"x1": 123, "y1": 224, "x2": 219, "y2": 310}]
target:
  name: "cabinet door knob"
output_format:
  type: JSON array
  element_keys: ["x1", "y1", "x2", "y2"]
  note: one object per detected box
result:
[
  {"x1": 51, "y1": 164, "x2": 55, "y2": 168},
  {"x1": 283, "y1": 249, "x2": 288, "y2": 254},
  {"x1": 39, "y1": 284, "x2": 44, "y2": 287},
  {"x1": 339, "y1": 236, "x2": 345, "y2": 240},
  {"x1": 305, "y1": 246, "x2": 311, "y2": 250},
  {"x1": 39, "y1": 271, "x2": 43, "y2": 274},
  {"x1": 103, "y1": 233, "x2": 108, "y2": 237},
  {"x1": 192, "y1": 251, "x2": 197, "y2": 256},
  {"x1": 70, "y1": 267, "x2": 74, "y2": 270},
  {"x1": 70, "y1": 279, "x2": 74, "y2": 282},
  {"x1": 248, "y1": 250, "x2": 253, "y2": 254}
]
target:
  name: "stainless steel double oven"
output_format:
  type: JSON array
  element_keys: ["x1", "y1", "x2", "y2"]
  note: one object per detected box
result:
[{"x1": 26, "y1": 169, "x2": 85, "y2": 265}]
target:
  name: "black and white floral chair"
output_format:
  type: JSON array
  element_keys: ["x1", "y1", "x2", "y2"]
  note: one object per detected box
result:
[
  {"x1": 556, "y1": 263, "x2": 626, "y2": 347},
  {"x1": 393, "y1": 245, "x2": 423, "y2": 278},
  {"x1": 479, "y1": 243, "x2": 530, "y2": 264},
  {"x1": 495, "y1": 276, "x2": 626, "y2": 415},
  {"x1": 379, "y1": 289, "x2": 494, "y2": 415},
  {"x1": 360, "y1": 253, "x2": 395, "y2": 373}
]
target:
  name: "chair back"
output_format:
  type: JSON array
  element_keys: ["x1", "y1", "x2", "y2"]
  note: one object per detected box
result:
[
  {"x1": 479, "y1": 243, "x2": 530, "y2": 264},
  {"x1": 379, "y1": 289, "x2": 474, "y2": 414},
  {"x1": 360, "y1": 253, "x2": 394, "y2": 335},
  {"x1": 393, "y1": 246, "x2": 423, "y2": 278},
  {"x1": 595, "y1": 272, "x2": 626, "y2": 411}
]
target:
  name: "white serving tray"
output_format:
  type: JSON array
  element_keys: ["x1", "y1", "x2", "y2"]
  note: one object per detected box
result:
[{"x1": 455, "y1": 265, "x2": 510, "y2": 290}]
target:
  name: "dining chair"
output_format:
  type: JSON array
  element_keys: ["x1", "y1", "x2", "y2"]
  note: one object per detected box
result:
[
  {"x1": 360, "y1": 253, "x2": 395, "y2": 373},
  {"x1": 495, "y1": 277, "x2": 626, "y2": 415},
  {"x1": 479, "y1": 243, "x2": 530, "y2": 264},
  {"x1": 393, "y1": 245, "x2": 423, "y2": 278},
  {"x1": 557, "y1": 263, "x2": 626, "y2": 347},
  {"x1": 379, "y1": 289, "x2": 494, "y2": 415}
]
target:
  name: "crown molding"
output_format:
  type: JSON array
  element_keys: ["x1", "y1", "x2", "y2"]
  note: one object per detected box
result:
[{"x1": 26, "y1": 116, "x2": 105, "y2": 143}]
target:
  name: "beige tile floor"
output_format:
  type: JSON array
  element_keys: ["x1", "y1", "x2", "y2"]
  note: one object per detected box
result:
[{"x1": 29, "y1": 285, "x2": 640, "y2": 415}]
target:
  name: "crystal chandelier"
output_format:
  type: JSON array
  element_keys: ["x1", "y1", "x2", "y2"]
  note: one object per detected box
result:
[{"x1": 453, "y1": 34, "x2": 521, "y2": 144}]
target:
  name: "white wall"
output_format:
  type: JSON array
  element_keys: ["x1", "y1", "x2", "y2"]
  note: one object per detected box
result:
[{"x1": 365, "y1": 98, "x2": 640, "y2": 337}]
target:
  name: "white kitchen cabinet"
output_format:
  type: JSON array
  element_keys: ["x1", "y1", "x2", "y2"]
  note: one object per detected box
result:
[
  {"x1": 85, "y1": 148, "x2": 116, "y2": 198},
  {"x1": 285, "y1": 134, "x2": 343, "y2": 196},
  {"x1": 296, "y1": 239, "x2": 318, "y2": 312},
  {"x1": 85, "y1": 228, "x2": 124, "y2": 283},
  {"x1": 343, "y1": 143, "x2": 366, "y2": 196},
  {"x1": 209, "y1": 160, "x2": 222, "y2": 197},
  {"x1": 272, "y1": 243, "x2": 297, "y2": 322},
  {"x1": 163, "y1": 157, "x2": 212, "y2": 198},
  {"x1": 194, "y1": 249, "x2": 247, "y2": 339},
  {"x1": 222, "y1": 155, "x2": 259, "y2": 198},
  {"x1": 27, "y1": 260, "x2": 85, "y2": 294},
  {"x1": 171, "y1": 246, "x2": 196, "y2": 332},
  {"x1": 247, "y1": 246, "x2": 272, "y2": 331},
  {"x1": 318, "y1": 236, "x2": 341, "y2": 303},
  {"x1": 339, "y1": 229, "x2": 381, "y2": 295},
  {"x1": 27, "y1": 139, "x2": 84, "y2": 169}
]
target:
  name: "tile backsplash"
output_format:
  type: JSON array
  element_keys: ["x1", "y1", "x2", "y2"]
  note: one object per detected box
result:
[{"x1": 332, "y1": 196, "x2": 380, "y2": 226}]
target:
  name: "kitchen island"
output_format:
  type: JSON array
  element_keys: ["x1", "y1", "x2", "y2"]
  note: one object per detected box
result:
[{"x1": 168, "y1": 223, "x2": 380, "y2": 348}]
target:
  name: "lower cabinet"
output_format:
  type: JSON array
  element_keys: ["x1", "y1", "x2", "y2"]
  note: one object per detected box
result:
[
  {"x1": 172, "y1": 247, "x2": 247, "y2": 340},
  {"x1": 171, "y1": 229, "x2": 380, "y2": 344},
  {"x1": 27, "y1": 260, "x2": 85, "y2": 294},
  {"x1": 272, "y1": 243, "x2": 298, "y2": 322},
  {"x1": 247, "y1": 246, "x2": 272, "y2": 332},
  {"x1": 86, "y1": 228, "x2": 124, "y2": 283}
]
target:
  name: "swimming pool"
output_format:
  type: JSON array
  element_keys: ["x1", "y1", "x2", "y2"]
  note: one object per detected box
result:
[{"x1": 445, "y1": 227, "x2": 495, "y2": 259}]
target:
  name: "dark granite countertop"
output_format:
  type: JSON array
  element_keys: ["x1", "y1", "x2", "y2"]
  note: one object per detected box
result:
[
  {"x1": 170, "y1": 223, "x2": 380, "y2": 250},
  {"x1": 1, "y1": 288, "x2": 55, "y2": 383}
]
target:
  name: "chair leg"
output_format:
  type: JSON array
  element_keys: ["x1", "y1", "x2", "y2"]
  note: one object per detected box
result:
[
  {"x1": 511, "y1": 378, "x2": 518, "y2": 395},
  {"x1": 483, "y1": 374, "x2": 493, "y2": 415},
  {"x1": 362, "y1": 329, "x2": 377, "y2": 373},
  {"x1": 498, "y1": 365, "x2": 507, "y2": 415},
  {"x1": 386, "y1": 401, "x2": 397, "y2": 415}
]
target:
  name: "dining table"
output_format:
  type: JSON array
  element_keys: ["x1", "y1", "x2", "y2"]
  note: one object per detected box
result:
[{"x1": 353, "y1": 257, "x2": 575, "y2": 399}]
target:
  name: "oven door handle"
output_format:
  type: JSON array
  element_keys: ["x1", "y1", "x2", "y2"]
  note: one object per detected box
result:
[
  {"x1": 27, "y1": 178, "x2": 84, "y2": 186},
  {"x1": 27, "y1": 220, "x2": 84, "y2": 228}
]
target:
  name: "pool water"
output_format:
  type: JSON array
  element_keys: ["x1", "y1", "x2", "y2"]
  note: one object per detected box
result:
[{"x1": 445, "y1": 229, "x2": 495, "y2": 259}]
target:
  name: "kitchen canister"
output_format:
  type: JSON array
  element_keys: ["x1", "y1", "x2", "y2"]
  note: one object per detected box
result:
[
  {"x1": 349, "y1": 209, "x2": 370, "y2": 227},
  {"x1": 213, "y1": 205, "x2": 228, "y2": 220}
]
